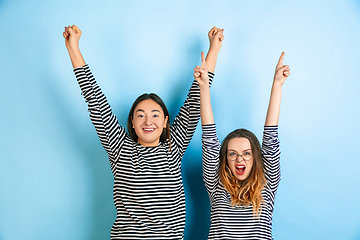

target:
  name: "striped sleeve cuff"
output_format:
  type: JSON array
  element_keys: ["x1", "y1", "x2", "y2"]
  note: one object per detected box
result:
[
  {"x1": 188, "y1": 71, "x2": 215, "y2": 100},
  {"x1": 262, "y1": 125, "x2": 280, "y2": 152},
  {"x1": 202, "y1": 123, "x2": 216, "y2": 136},
  {"x1": 73, "y1": 64, "x2": 95, "y2": 101},
  {"x1": 202, "y1": 124, "x2": 219, "y2": 147},
  {"x1": 73, "y1": 64, "x2": 89, "y2": 75},
  {"x1": 263, "y1": 125, "x2": 279, "y2": 139},
  {"x1": 208, "y1": 71, "x2": 214, "y2": 85}
]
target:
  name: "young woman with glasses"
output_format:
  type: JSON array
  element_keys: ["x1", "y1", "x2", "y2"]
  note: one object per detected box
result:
[{"x1": 194, "y1": 51, "x2": 290, "y2": 239}]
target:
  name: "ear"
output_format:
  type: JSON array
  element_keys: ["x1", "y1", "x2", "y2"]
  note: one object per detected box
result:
[
  {"x1": 163, "y1": 116, "x2": 168, "y2": 128},
  {"x1": 131, "y1": 116, "x2": 135, "y2": 129}
]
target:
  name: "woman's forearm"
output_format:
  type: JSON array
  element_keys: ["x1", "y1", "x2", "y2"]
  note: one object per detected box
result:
[
  {"x1": 200, "y1": 86, "x2": 214, "y2": 125},
  {"x1": 205, "y1": 49, "x2": 219, "y2": 73},
  {"x1": 67, "y1": 46, "x2": 86, "y2": 69},
  {"x1": 265, "y1": 83, "x2": 282, "y2": 126}
]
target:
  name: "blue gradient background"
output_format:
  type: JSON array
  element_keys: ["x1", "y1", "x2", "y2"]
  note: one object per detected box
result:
[{"x1": 1, "y1": 0, "x2": 360, "y2": 239}]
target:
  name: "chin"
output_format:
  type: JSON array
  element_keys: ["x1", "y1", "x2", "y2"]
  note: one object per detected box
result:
[
  {"x1": 137, "y1": 134, "x2": 162, "y2": 147},
  {"x1": 234, "y1": 172, "x2": 251, "y2": 181}
]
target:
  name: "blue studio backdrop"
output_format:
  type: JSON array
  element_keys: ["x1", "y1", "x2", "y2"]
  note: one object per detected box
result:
[{"x1": 1, "y1": 0, "x2": 360, "y2": 239}]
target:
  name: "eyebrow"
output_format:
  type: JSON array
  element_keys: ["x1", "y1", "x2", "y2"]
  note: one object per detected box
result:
[
  {"x1": 135, "y1": 109, "x2": 161, "y2": 113},
  {"x1": 228, "y1": 148, "x2": 251, "y2": 152}
]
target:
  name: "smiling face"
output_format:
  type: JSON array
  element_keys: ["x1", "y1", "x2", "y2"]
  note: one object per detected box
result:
[
  {"x1": 131, "y1": 99, "x2": 168, "y2": 147},
  {"x1": 226, "y1": 137, "x2": 254, "y2": 181}
]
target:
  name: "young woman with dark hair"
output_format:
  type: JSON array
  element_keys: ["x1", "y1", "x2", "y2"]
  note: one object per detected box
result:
[
  {"x1": 194, "y1": 51, "x2": 290, "y2": 239},
  {"x1": 63, "y1": 25, "x2": 224, "y2": 239}
]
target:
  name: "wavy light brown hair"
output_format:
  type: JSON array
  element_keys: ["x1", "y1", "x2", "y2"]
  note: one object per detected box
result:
[{"x1": 219, "y1": 128, "x2": 266, "y2": 216}]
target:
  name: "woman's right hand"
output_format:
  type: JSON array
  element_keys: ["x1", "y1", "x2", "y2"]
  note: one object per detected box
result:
[
  {"x1": 196, "y1": 51, "x2": 214, "y2": 125},
  {"x1": 194, "y1": 52, "x2": 209, "y2": 89},
  {"x1": 63, "y1": 25, "x2": 82, "y2": 50},
  {"x1": 63, "y1": 24, "x2": 86, "y2": 68}
]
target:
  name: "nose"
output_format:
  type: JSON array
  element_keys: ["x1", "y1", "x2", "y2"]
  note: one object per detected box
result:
[
  {"x1": 236, "y1": 155, "x2": 246, "y2": 163},
  {"x1": 145, "y1": 116, "x2": 151, "y2": 125}
]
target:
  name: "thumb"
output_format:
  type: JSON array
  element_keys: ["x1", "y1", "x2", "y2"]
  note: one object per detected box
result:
[
  {"x1": 208, "y1": 26, "x2": 217, "y2": 37},
  {"x1": 278, "y1": 65, "x2": 290, "y2": 73}
]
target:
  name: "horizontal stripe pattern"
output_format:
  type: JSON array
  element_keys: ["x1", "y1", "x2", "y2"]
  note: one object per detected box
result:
[
  {"x1": 202, "y1": 124, "x2": 280, "y2": 240},
  {"x1": 74, "y1": 65, "x2": 214, "y2": 239}
]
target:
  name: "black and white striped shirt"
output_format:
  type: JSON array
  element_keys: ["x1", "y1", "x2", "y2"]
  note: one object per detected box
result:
[
  {"x1": 74, "y1": 65, "x2": 214, "y2": 239},
  {"x1": 202, "y1": 124, "x2": 281, "y2": 240}
]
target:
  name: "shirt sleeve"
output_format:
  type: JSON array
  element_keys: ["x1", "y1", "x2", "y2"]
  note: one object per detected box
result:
[
  {"x1": 74, "y1": 65, "x2": 127, "y2": 166},
  {"x1": 261, "y1": 125, "x2": 281, "y2": 198},
  {"x1": 202, "y1": 124, "x2": 221, "y2": 197},
  {"x1": 170, "y1": 72, "x2": 214, "y2": 159}
]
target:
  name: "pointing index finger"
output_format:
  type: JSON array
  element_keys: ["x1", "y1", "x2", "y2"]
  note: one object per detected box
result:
[{"x1": 277, "y1": 52, "x2": 285, "y2": 68}]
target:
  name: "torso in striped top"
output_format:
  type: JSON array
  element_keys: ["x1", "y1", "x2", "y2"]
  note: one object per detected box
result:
[{"x1": 74, "y1": 65, "x2": 214, "y2": 239}]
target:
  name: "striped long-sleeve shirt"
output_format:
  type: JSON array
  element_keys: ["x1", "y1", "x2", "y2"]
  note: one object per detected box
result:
[
  {"x1": 202, "y1": 124, "x2": 281, "y2": 240},
  {"x1": 74, "y1": 65, "x2": 214, "y2": 239}
]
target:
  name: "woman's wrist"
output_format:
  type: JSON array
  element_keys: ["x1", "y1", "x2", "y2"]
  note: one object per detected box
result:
[
  {"x1": 272, "y1": 81, "x2": 283, "y2": 89},
  {"x1": 208, "y1": 47, "x2": 220, "y2": 55},
  {"x1": 199, "y1": 83, "x2": 210, "y2": 92},
  {"x1": 67, "y1": 43, "x2": 80, "y2": 52}
]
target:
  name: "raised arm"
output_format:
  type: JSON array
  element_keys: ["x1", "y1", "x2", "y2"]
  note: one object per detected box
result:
[
  {"x1": 194, "y1": 52, "x2": 214, "y2": 125},
  {"x1": 63, "y1": 25, "x2": 86, "y2": 68},
  {"x1": 196, "y1": 27, "x2": 224, "y2": 124},
  {"x1": 265, "y1": 52, "x2": 290, "y2": 126},
  {"x1": 205, "y1": 27, "x2": 224, "y2": 73},
  {"x1": 63, "y1": 25, "x2": 127, "y2": 168},
  {"x1": 195, "y1": 52, "x2": 221, "y2": 194},
  {"x1": 169, "y1": 27, "x2": 222, "y2": 158}
]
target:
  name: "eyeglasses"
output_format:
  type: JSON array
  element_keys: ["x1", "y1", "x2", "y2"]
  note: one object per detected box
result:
[{"x1": 227, "y1": 151, "x2": 252, "y2": 161}]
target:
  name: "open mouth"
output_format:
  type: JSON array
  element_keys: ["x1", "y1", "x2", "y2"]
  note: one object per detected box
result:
[
  {"x1": 143, "y1": 128, "x2": 156, "y2": 133},
  {"x1": 235, "y1": 165, "x2": 246, "y2": 175}
]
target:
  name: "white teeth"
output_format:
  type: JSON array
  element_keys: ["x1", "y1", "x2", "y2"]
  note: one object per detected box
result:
[
  {"x1": 144, "y1": 128, "x2": 155, "y2": 132},
  {"x1": 236, "y1": 166, "x2": 245, "y2": 170}
]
